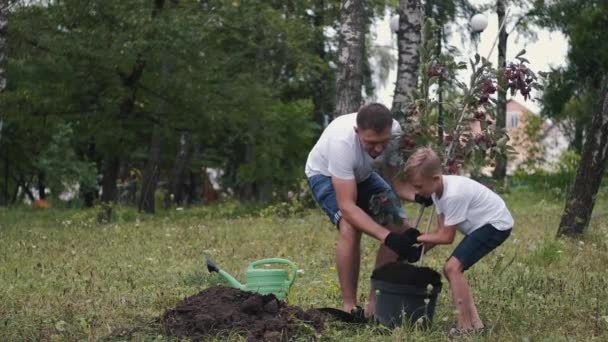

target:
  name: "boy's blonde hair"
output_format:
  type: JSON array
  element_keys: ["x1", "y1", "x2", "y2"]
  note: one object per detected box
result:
[{"x1": 402, "y1": 147, "x2": 442, "y2": 181}]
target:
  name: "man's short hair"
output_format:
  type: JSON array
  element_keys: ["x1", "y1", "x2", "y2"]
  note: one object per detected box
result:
[
  {"x1": 356, "y1": 103, "x2": 393, "y2": 133},
  {"x1": 403, "y1": 147, "x2": 442, "y2": 181}
]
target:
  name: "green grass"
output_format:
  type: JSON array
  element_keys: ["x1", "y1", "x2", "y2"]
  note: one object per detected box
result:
[{"x1": 1, "y1": 189, "x2": 608, "y2": 341}]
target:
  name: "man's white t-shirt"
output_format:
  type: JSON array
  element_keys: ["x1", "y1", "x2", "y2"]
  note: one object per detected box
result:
[
  {"x1": 431, "y1": 175, "x2": 514, "y2": 235},
  {"x1": 304, "y1": 113, "x2": 401, "y2": 183}
]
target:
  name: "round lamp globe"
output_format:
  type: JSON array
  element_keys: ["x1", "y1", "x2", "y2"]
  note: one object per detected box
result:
[{"x1": 470, "y1": 13, "x2": 488, "y2": 33}]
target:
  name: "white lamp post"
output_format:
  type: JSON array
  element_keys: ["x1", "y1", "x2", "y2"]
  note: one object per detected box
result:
[{"x1": 470, "y1": 13, "x2": 488, "y2": 33}]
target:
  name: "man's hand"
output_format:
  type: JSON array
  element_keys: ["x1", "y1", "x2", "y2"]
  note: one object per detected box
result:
[
  {"x1": 414, "y1": 194, "x2": 433, "y2": 207},
  {"x1": 406, "y1": 244, "x2": 423, "y2": 263},
  {"x1": 384, "y1": 228, "x2": 421, "y2": 257}
]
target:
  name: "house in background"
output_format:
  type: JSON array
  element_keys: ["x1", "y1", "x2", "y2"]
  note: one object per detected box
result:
[{"x1": 505, "y1": 99, "x2": 569, "y2": 174}]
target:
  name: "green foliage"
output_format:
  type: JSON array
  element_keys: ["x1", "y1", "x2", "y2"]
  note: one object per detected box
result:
[
  {"x1": 536, "y1": 0, "x2": 608, "y2": 151},
  {"x1": 1, "y1": 0, "x2": 333, "y2": 204},
  {"x1": 34, "y1": 123, "x2": 97, "y2": 196}
]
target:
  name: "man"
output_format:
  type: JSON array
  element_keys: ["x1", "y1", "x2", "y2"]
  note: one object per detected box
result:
[{"x1": 305, "y1": 103, "x2": 420, "y2": 318}]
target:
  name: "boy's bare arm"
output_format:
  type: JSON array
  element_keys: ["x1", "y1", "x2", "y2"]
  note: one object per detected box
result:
[{"x1": 417, "y1": 214, "x2": 457, "y2": 245}]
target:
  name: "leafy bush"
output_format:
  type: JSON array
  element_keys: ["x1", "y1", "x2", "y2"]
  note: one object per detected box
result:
[{"x1": 511, "y1": 150, "x2": 580, "y2": 198}]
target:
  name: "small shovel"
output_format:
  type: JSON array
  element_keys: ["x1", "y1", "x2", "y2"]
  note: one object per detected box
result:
[{"x1": 315, "y1": 307, "x2": 369, "y2": 324}]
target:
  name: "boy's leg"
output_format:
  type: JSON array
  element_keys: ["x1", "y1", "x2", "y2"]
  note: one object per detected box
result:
[
  {"x1": 443, "y1": 257, "x2": 475, "y2": 330},
  {"x1": 336, "y1": 218, "x2": 362, "y2": 312},
  {"x1": 447, "y1": 224, "x2": 512, "y2": 330}
]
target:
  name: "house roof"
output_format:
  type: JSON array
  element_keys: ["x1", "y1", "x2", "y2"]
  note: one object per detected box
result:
[{"x1": 507, "y1": 98, "x2": 536, "y2": 115}]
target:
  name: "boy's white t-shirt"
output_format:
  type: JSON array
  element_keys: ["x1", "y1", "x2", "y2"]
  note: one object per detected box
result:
[
  {"x1": 304, "y1": 113, "x2": 401, "y2": 183},
  {"x1": 431, "y1": 175, "x2": 514, "y2": 235}
]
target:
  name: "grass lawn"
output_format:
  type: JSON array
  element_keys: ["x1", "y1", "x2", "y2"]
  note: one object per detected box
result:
[{"x1": 1, "y1": 189, "x2": 608, "y2": 341}]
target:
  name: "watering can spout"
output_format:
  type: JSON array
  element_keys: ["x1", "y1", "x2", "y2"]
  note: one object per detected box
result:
[
  {"x1": 206, "y1": 258, "x2": 245, "y2": 290},
  {"x1": 218, "y1": 270, "x2": 246, "y2": 290}
]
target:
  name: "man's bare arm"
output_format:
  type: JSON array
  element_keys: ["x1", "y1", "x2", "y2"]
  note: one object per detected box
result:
[{"x1": 332, "y1": 177, "x2": 391, "y2": 241}]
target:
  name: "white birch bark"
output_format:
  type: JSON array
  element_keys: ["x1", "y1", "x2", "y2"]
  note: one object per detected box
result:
[
  {"x1": 391, "y1": 0, "x2": 422, "y2": 117},
  {"x1": 334, "y1": 0, "x2": 366, "y2": 117}
]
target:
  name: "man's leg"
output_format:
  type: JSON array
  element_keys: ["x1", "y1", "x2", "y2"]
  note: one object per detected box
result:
[
  {"x1": 356, "y1": 173, "x2": 410, "y2": 317},
  {"x1": 336, "y1": 218, "x2": 362, "y2": 312},
  {"x1": 365, "y1": 222, "x2": 405, "y2": 316}
]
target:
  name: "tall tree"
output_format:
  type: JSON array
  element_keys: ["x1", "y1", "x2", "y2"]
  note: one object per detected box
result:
[
  {"x1": 335, "y1": 0, "x2": 367, "y2": 116},
  {"x1": 139, "y1": 0, "x2": 173, "y2": 214},
  {"x1": 0, "y1": 0, "x2": 7, "y2": 145},
  {"x1": 391, "y1": 0, "x2": 422, "y2": 118},
  {"x1": 532, "y1": 0, "x2": 608, "y2": 236},
  {"x1": 557, "y1": 84, "x2": 608, "y2": 237}
]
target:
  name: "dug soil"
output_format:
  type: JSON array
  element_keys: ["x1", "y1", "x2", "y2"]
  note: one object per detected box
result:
[
  {"x1": 371, "y1": 262, "x2": 442, "y2": 288},
  {"x1": 160, "y1": 286, "x2": 324, "y2": 341}
]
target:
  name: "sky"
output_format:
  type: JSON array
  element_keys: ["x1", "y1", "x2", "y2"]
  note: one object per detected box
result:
[{"x1": 371, "y1": 2, "x2": 570, "y2": 114}]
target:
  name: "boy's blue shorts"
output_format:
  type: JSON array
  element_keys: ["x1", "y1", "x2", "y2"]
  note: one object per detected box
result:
[
  {"x1": 307, "y1": 172, "x2": 406, "y2": 228},
  {"x1": 451, "y1": 224, "x2": 512, "y2": 271}
]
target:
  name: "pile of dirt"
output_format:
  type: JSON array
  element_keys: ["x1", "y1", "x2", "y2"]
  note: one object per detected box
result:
[
  {"x1": 160, "y1": 286, "x2": 324, "y2": 342},
  {"x1": 371, "y1": 262, "x2": 442, "y2": 288}
]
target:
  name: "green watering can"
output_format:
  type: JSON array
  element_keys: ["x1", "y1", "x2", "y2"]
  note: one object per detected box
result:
[{"x1": 206, "y1": 257, "x2": 297, "y2": 300}]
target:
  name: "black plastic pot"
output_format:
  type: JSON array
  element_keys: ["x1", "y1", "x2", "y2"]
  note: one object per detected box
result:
[{"x1": 372, "y1": 279, "x2": 442, "y2": 328}]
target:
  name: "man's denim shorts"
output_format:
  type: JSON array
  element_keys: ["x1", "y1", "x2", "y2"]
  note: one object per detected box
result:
[
  {"x1": 307, "y1": 172, "x2": 406, "y2": 228},
  {"x1": 451, "y1": 223, "x2": 512, "y2": 271}
]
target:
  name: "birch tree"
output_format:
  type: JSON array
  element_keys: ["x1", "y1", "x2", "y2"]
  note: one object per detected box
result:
[
  {"x1": 335, "y1": 0, "x2": 367, "y2": 117},
  {"x1": 390, "y1": 0, "x2": 422, "y2": 119}
]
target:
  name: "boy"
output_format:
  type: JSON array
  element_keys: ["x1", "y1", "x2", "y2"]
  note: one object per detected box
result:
[{"x1": 402, "y1": 147, "x2": 513, "y2": 334}]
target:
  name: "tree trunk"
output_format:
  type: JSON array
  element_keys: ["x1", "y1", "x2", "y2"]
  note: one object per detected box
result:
[
  {"x1": 557, "y1": 84, "x2": 608, "y2": 237},
  {"x1": 312, "y1": 0, "x2": 332, "y2": 130},
  {"x1": 238, "y1": 142, "x2": 255, "y2": 201},
  {"x1": 139, "y1": 123, "x2": 162, "y2": 213},
  {"x1": 138, "y1": 0, "x2": 178, "y2": 213},
  {"x1": 0, "y1": 0, "x2": 7, "y2": 145},
  {"x1": 2, "y1": 156, "x2": 7, "y2": 205},
  {"x1": 164, "y1": 131, "x2": 192, "y2": 208},
  {"x1": 37, "y1": 172, "x2": 46, "y2": 200},
  {"x1": 187, "y1": 141, "x2": 202, "y2": 204},
  {"x1": 334, "y1": 0, "x2": 367, "y2": 117},
  {"x1": 493, "y1": 0, "x2": 508, "y2": 180},
  {"x1": 391, "y1": 0, "x2": 422, "y2": 118},
  {"x1": 82, "y1": 141, "x2": 98, "y2": 207},
  {"x1": 101, "y1": 157, "x2": 120, "y2": 203}
]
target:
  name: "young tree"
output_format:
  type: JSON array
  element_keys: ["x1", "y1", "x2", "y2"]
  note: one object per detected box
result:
[{"x1": 492, "y1": 0, "x2": 508, "y2": 180}]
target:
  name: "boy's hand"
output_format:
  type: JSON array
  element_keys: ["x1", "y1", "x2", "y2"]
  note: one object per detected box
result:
[
  {"x1": 414, "y1": 194, "x2": 433, "y2": 207},
  {"x1": 384, "y1": 228, "x2": 421, "y2": 257}
]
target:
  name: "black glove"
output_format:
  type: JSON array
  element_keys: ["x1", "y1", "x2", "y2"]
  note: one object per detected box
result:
[
  {"x1": 414, "y1": 194, "x2": 433, "y2": 207},
  {"x1": 384, "y1": 228, "x2": 421, "y2": 257},
  {"x1": 406, "y1": 244, "x2": 423, "y2": 263}
]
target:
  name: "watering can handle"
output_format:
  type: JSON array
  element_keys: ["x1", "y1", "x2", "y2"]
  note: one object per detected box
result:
[{"x1": 249, "y1": 258, "x2": 297, "y2": 287}]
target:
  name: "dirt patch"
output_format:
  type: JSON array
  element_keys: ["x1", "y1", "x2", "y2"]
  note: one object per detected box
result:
[
  {"x1": 160, "y1": 286, "x2": 324, "y2": 341},
  {"x1": 371, "y1": 262, "x2": 442, "y2": 288}
]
